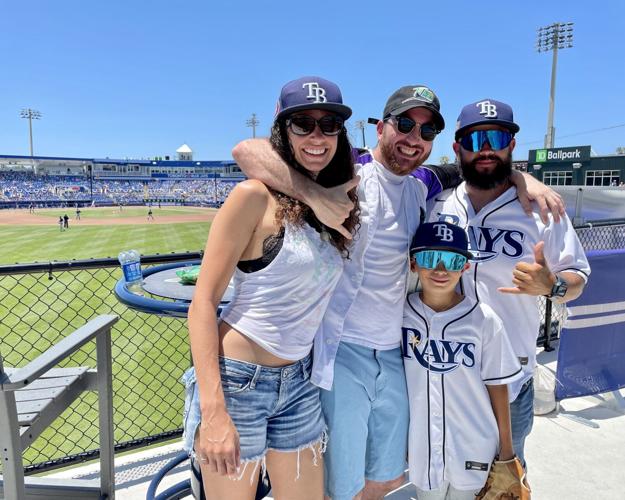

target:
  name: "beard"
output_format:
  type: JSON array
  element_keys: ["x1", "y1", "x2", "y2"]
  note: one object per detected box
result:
[
  {"x1": 379, "y1": 137, "x2": 429, "y2": 176},
  {"x1": 460, "y1": 151, "x2": 513, "y2": 190}
]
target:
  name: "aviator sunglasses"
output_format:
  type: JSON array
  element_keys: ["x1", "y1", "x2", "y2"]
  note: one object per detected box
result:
[
  {"x1": 458, "y1": 129, "x2": 513, "y2": 152},
  {"x1": 286, "y1": 114, "x2": 344, "y2": 136},
  {"x1": 387, "y1": 115, "x2": 439, "y2": 141},
  {"x1": 414, "y1": 249, "x2": 468, "y2": 272}
]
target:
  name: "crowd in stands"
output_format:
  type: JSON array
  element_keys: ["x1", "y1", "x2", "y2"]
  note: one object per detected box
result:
[{"x1": 0, "y1": 172, "x2": 239, "y2": 206}]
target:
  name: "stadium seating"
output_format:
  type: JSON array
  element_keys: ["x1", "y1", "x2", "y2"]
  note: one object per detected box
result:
[{"x1": 0, "y1": 171, "x2": 239, "y2": 206}]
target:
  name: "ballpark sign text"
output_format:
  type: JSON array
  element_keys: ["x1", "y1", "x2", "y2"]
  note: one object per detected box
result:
[{"x1": 530, "y1": 145, "x2": 591, "y2": 164}]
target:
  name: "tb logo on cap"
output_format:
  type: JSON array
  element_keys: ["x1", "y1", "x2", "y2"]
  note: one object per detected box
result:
[
  {"x1": 302, "y1": 82, "x2": 327, "y2": 103},
  {"x1": 476, "y1": 100, "x2": 497, "y2": 118},
  {"x1": 434, "y1": 223, "x2": 454, "y2": 242}
]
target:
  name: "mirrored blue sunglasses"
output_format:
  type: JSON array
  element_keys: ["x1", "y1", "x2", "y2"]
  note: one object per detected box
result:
[
  {"x1": 414, "y1": 250, "x2": 468, "y2": 272},
  {"x1": 458, "y1": 129, "x2": 513, "y2": 152}
]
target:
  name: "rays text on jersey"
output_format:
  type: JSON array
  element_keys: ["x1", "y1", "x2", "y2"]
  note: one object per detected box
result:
[{"x1": 402, "y1": 327, "x2": 476, "y2": 373}]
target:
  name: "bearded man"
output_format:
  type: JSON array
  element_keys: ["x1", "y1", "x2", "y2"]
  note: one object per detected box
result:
[{"x1": 428, "y1": 98, "x2": 590, "y2": 470}]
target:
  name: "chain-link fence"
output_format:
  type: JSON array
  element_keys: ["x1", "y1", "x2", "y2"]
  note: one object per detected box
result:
[
  {"x1": 0, "y1": 252, "x2": 201, "y2": 474},
  {"x1": 1, "y1": 220, "x2": 624, "y2": 475},
  {"x1": 575, "y1": 219, "x2": 625, "y2": 251},
  {"x1": 537, "y1": 219, "x2": 625, "y2": 349}
]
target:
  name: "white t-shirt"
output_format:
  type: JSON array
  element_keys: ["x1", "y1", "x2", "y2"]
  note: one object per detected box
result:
[
  {"x1": 341, "y1": 162, "x2": 423, "y2": 348},
  {"x1": 311, "y1": 157, "x2": 429, "y2": 388},
  {"x1": 402, "y1": 293, "x2": 522, "y2": 491}
]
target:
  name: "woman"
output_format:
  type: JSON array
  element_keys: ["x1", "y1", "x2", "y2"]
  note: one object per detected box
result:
[{"x1": 183, "y1": 76, "x2": 359, "y2": 500}]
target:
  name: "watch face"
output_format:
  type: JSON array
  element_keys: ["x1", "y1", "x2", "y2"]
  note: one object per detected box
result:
[{"x1": 552, "y1": 278, "x2": 568, "y2": 298}]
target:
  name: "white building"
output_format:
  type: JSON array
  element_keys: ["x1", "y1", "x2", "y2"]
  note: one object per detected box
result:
[{"x1": 176, "y1": 144, "x2": 193, "y2": 161}]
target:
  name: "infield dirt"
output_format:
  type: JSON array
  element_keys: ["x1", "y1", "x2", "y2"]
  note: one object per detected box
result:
[{"x1": 0, "y1": 207, "x2": 217, "y2": 226}]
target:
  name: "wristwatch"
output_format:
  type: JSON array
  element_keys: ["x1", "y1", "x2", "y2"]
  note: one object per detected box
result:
[{"x1": 546, "y1": 274, "x2": 568, "y2": 300}]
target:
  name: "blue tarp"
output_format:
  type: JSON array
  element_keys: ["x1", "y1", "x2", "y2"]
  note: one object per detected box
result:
[{"x1": 556, "y1": 249, "x2": 625, "y2": 400}]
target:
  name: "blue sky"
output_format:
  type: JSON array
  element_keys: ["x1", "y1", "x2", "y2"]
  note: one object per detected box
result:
[{"x1": 1, "y1": 0, "x2": 623, "y2": 163}]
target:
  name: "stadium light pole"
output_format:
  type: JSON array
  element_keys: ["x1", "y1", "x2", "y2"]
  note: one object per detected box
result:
[
  {"x1": 213, "y1": 170, "x2": 218, "y2": 206},
  {"x1": 536, "y1": 22, "x2": 574, "y2": 149},
  {"x1": 354, "y1": 120, "x2": 366, "y2": 148},
  {"x1": 246, "y1": 113, "x2": 260, "y2": 138},
  {"x1": 88, "y1": 164, "x2": 94, "y2": 202},
  {"x1": 20, "y1": 108, "x2": 42, "y2": 156}
]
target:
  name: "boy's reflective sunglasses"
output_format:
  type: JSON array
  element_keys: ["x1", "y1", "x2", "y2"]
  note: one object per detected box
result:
[
  {"x1": 285, "y1": 114, "x2": 344, "y2": 136},
  {"x1": 458, "y1": 129, "x2": 513, "y2": 152},
  {"x1": 414, "y1": 250, "x2": 468, "y2": 272},
  {"x1": 387, "y1": 115, "x2": 439, "y2": 141}
]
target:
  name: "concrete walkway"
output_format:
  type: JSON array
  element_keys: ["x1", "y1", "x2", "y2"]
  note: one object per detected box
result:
[{"x1": 50, "y1": 344, "x2": 625, "y2": 500}]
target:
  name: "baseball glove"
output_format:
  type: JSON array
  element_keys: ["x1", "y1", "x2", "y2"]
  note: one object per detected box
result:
[{"x1": 475, "y1": 456, "x2": 531, "y2": 500}]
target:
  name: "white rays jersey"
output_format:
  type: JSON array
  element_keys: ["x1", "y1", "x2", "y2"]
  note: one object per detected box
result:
[
  {"x1": 402, "y1": 293, "x2": 522, "y2": 491},
  {"x1": 427, "y1": 184, "x2": 590, "y2": 400}
]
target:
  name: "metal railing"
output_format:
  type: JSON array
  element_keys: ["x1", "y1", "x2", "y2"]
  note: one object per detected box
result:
[{"x1": 0, "y1": 252, "x2": 201, "y2": 474}]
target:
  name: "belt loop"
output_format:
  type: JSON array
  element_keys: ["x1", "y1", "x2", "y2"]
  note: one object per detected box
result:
[{"x1": 249, "y1": 364, "x2": 262, "y2": 390}]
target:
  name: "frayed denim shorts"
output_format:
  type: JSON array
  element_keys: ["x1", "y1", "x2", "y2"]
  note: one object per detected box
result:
[{"x1": 182, "y1": 353, "x2": 326, "y2": 463}]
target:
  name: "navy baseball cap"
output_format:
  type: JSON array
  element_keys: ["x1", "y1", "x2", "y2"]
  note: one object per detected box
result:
[
  {"x1": 410, "y1": 222, "x2": 471, "y2": 259},
  {"x1": 274, "y1": 76, "x2": 352, "y2": 121},
  {"x1": 454, "y1": 98, "x2": 520, "y2": 140},
  {"x1": 378, "y1": 85, "x2": 445, "y2": 131}
]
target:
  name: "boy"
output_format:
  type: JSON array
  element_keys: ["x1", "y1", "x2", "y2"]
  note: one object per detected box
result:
[{"x1": 402, "y1": 222, "x2": 526, "y2": 499}]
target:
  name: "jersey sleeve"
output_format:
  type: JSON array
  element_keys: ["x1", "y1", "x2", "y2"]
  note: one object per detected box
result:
[
  {"x1": 480, "y1": 306, "x2": 523, "y2": 385},
  {"x1": 353, "y1": 147, "x2": 373, "y2": 165},
  {"x1": 542, "y1": 213, "x2": 591, "y2": 282},
  {"x1": 412, "y1": 164, "x2": 462, "y2": 200}
]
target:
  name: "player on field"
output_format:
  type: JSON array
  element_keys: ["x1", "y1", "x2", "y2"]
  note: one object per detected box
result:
[
  {"x1": 403, "y1": 222, "x2": 523, "y2": 499},
  {"x1": 184, "y1": 76, "x2": 359, "y2": 500},
  {"x1": 233, "y1": 86, "x2": 564, "y2": 500},
  {"x1": 428, "y1": 99, "x2": 590, "y2": 468}
]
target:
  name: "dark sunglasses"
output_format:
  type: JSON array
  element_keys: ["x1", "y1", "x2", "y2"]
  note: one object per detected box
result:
[
  {"x1": 386, "y1": 115, "x2": 439, "y2": 141},
  {"x1": 414, "y1": 250, "x2": 468, "y2": 272},
  {"x1": 458, "y1": 129, "x2": 513, "y2": 152},
  {"x1": 286, "y1": 114, "x2": 344, "y2": 136}
]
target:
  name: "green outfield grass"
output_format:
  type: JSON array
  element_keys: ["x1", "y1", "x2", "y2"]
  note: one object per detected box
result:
[
  {"x1": 0, "y1": 222, "x2": 210, "y2": 264},
  {"x1": 0, "y1": 211, "x2": 213, "y2": 466},
  {"x1": 1, "y1": 267, "x2": 193, "y2": 466}
]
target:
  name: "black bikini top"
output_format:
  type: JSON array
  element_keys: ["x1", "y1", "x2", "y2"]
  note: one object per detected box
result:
[{"x1": 237, "y1": 226, "x2": 285, "y2": 273}]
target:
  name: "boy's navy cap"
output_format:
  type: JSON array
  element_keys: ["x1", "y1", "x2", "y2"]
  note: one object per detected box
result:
[
  {"x1": 274, "y1": 76, "x2": 352, "y2": 121},
  {"x1": 410, "y1": 222, "x2": 471, "y2": 259},
  {"x1": 377, "y1": 85, "x2": 445, "y2": 131},
  {"x1": 454, "y1": 98, "x2": 520, "y2": 140}
]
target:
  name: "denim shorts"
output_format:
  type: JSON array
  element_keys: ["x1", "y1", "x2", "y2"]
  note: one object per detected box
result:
[
  {"x1": 320, "y1": 342, "x2": 409, "y2": 500},
  {"x1": 182, "y1": 353, "x2": 326, "y2": 463}
]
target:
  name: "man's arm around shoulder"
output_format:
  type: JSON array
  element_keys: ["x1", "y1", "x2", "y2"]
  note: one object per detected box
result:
[{"x1": 232, "y1": 138, "x2": 358, "y2": 238}]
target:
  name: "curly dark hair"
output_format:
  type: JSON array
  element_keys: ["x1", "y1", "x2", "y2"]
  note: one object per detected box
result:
[{"x1": 268, "y1": 116, "x2": 360, "y2": 258}]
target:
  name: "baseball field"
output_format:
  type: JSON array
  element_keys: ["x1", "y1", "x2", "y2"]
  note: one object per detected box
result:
[
  {"x1": 0, "y1": 206, "x2": 217, "y2": 466},
  {"x1": 0, "y1": 205, "x2": 215, "y2": 263}
]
